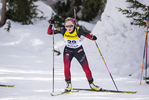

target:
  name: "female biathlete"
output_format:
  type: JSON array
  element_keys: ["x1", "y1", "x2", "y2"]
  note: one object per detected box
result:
[{"x1": 47, "y1": 17, "x2": 101, "y2": 92}]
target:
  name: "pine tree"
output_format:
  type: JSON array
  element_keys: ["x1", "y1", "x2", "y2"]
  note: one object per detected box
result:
[
  {"x1": 117, "y1": 0, "x2": 147, "y2": 27},
  {"x1": 81, "y1": 0, "x2": 107, "y2": 21},
  {"x1": 0, "y1": 0, "x2": 7, "y2": 27},
  {"x1": 54, "y1": 0, "x2": 107, "y2": 22},
  {"x1": 6, "y1": 0, "x2": 43, "y2": 25}
]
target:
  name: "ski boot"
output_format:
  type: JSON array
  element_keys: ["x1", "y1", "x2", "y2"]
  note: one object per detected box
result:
[
  {"x1": 65, "y1": 82, "x2": 72, "y2": 92},
  {"x1": 89, "y1": 82, "x2": 101, "y2": 90}
]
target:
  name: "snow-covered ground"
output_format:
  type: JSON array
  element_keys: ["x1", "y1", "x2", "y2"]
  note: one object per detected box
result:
[{"x1": 0, "y1": 0, "x2": 149, "y2": 100}]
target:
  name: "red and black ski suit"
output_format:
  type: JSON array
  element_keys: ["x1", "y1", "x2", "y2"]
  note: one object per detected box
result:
[{"x1": 47, "y1": 25, "x2": 96, "y2": 84}]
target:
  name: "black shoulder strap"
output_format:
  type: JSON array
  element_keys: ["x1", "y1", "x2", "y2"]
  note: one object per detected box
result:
[
  {"x1": 60, "y1": 27, "x2": 67, "y2": 36},
  {"x1": 76, "y1": 27, "x2": 81, "y2": 37}
]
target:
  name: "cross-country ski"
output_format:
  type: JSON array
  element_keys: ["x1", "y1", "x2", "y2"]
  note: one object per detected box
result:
[
  {"x1": 73, "y1": 88, "x2": 137, "y2": 94},
  {"x1": 0, "y1": 84, "x2": 14, "y2": 87}
]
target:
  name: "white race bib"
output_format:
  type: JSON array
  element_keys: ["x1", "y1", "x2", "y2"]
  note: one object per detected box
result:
[{"x1": 64, "y1": 38, "x2": 82, "y2": 48}]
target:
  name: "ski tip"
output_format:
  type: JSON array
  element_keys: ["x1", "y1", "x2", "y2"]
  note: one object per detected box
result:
[
  {"x1": 51, "y1": 92, "x2": 59, "y2": 96},
  {"x1": 0, "y1": 84, "x2": 15, "y2": 87},
  {"x1": 51, "y1": 90, "x2": 79, "y2": 96},
  {"x1": 51, "y1": 93, "x2": 55, "y2": 96}
]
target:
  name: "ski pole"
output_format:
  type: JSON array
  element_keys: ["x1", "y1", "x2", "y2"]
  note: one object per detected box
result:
[
  {"x1": 140, "y1": 6, "x2": 149, "y2": 85},
  {"x1": 52, "y1": 24, "x2": 55, "y2": 92},
  {"x1": 145, "y1": 28, "x2": 148, "y2": 83},
  {"x1": 140, "y1": 33, "x2": 147, "y2": 85},
  {"x1": 74, "y1": 7, "x2": 76, "y2": 22},
  {"x1": 94, "y1": 41, "x2": 118, "y2": 91},
  {"x1": 145, "y1": 6, "x2": 149, "y2": 83},
  {"x1": 73, "y1": 6, "x2": 77, "y2": 26}
]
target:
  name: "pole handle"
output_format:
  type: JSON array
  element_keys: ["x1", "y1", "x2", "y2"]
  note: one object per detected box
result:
[{"x1": 52, "y1": 25, "x2": 55, "y2": 92}]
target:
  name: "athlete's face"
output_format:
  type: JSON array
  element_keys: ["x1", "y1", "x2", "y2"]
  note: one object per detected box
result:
[{"x1": 65, "y1": 21, "x2": 74, "y2": 33}]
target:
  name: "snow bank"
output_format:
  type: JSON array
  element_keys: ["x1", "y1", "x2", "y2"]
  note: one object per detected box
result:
[{"x1": 90, "y1": 0, "x2": 148, "y2": 78}]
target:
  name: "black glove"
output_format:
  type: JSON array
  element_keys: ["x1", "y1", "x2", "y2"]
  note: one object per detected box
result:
[
  {"x1": 92, "y1": 35, "x2": 97, "y2": 40},
  {"x1": 49, "y1": 16, "x2": 55, "y2": 25},
  {"x1": 50, "y1": 19, "x2": 55, "y2": 24}
]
